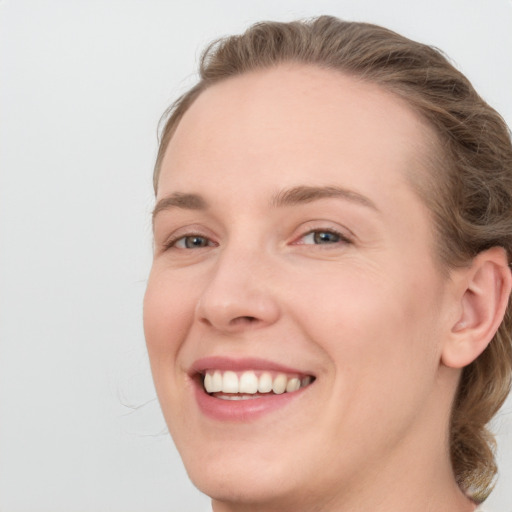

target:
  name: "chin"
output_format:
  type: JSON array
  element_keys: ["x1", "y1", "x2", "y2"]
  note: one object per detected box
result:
[
  {"x1": 178, "y1": 440, "x2": 312, "y2": 508},
  {"x1": 189, "y1": 466, "x2": 306, "y2": 511},
  {"x1": 196, "y1": 477, "x2": 284, "y2": 508}
]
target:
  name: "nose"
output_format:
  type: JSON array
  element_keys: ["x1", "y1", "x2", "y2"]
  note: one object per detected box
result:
[{"x1": 195, "y1": 247, "x2": 281, "y2": 333}]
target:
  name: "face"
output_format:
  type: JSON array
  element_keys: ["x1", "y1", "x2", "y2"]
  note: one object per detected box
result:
[{"x1": 144, "y1": 66, "x2": 457, "y2": 510}]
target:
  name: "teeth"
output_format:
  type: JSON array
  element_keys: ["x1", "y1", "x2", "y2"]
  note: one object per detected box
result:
[
  {"x1": 272, "y1": 374, "x2": 287, "y2": 394},
  {"x1": 286, "y1": 377, "x2": 300, "y2": 392},
  {"x1": 222, "y1": 371, "x2": 239, "y2": 393},
  {"x1": 211, "y1": 370, "x2": 222, "y2": 392},
  {"x1": 239, "y1": 371, "x2": 259, "y2": 394},
  {"x1": 204, "y1": 371, "x2": 223, "y2": 392},
  {"x1": 204, "y1": 372, "x2": 213, "y2": 391},
  {"x1": 203, "y1": 370, "x2": 313, "y2": 395},
  {"x1": 301, "y1": 376, "x2": 312, "y2": 387},
  {"x1": 258, "y1": 372, "x2": 273, "y2": 393},
  {"x1": 218, "y1": 394, "x2": 263, "y2": 401}
]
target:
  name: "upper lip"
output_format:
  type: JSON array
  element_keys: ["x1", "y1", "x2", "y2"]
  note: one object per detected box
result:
[{"x1": 190, "y1": 356, "x2": 314, "y2": 377}]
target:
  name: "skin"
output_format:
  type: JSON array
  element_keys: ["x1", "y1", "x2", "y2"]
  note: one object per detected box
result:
[{"x1": 144, "y1": 65, "x2": 483, "y2": 511}]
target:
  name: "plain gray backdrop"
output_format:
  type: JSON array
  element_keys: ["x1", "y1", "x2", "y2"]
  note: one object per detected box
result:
[{"x1": 1, "y1": 1, "x2": 511, "y2": 511}]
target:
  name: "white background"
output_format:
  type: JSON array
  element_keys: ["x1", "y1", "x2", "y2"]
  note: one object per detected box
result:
[{"x1": 1, "y1": 1, "x2": 511, "y2": 511}]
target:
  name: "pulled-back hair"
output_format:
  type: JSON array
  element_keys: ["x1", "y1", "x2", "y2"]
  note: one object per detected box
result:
[{"x1": 153, "y1": 15, "x2": 512, "y2": 501}]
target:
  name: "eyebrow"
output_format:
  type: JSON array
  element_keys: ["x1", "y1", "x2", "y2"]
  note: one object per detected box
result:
[
  {"x1": 152, "y1": 192, "x2": 209, "y2": 220},
  {"x1": 270, "y1": 185, "x2": 379, "y2": 211},
  {"x1": 152, "y1": 185, "x2": 379, "y2": 221}
]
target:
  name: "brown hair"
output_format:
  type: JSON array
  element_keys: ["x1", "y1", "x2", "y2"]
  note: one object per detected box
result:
[{"x1": 153, "y1": 16, "x2": 512, "y2": 501}]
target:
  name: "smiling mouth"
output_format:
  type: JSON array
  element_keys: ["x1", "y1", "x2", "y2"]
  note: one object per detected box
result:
[{"x1": 202, "y1": 370, "x2": 314, "y2": 400}]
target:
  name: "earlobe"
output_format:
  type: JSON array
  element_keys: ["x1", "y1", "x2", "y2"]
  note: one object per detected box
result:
[{"x1": 442, "y1": 247, "x2": 512, "y2": 369}]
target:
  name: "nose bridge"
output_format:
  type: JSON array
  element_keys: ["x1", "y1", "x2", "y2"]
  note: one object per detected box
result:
[{"x1": 195, "y1": 236, "x2": 280, "y2": 331}]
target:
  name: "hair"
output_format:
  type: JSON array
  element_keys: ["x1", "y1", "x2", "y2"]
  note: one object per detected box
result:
[{"x1": 153, "y1": 16, "x2": 512, "y2": 502}]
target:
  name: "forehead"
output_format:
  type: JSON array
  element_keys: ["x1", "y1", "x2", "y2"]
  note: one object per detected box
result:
[{"x1": 159, "y1": 64, "x2": 434, "y2": 205}]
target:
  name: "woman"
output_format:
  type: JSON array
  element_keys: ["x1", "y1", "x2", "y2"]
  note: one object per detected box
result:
[{"x1": 143, "y1": 16, "x2": 512, "y2": 511}]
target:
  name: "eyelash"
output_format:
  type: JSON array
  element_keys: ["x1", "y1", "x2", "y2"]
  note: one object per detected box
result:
[
  {"x1": 295, "y1": 228, "x2": 352, "y2": 247},
  {"x1": 163, "y1": 233, "x2": 217, "y2": 250},
  {"x1": 163, "y1": 228, "x2": 352, "y2": 251}
]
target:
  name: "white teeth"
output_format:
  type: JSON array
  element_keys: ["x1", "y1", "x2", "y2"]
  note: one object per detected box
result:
[
  {"x1": 203, "y1": 369, "x2": 314, "y2": 395},
  {"x1": 204, "y1": 372, "x2": 212, "y2": 391},
  {"x1": 218, "y1": 394, "x2": 262, "y2": 401},
  {"x1": 211, "y1": 370, "x2": 222, "y2": 392},
  {"x1": 239, "y1": 371, "x2": 259, "y2": 394},
  {"x1": 258, "y1": 372, "x2": 273, "y2": 393},
  {"x1": 222, "y1": 371, "x2": 239, "y2": 393}
]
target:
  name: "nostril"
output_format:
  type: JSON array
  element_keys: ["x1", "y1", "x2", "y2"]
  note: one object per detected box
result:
[
  {"x1": 198, "y1": 315, "x2": 259, "y2": 330},
  {"x1": 231, "y1": 316, "x2": 258, "y2": 325}
]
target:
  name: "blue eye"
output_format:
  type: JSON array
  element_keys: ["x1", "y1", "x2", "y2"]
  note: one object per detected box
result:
[
  {"x1": 302, "y1": 230, "x2": 344, "y2": 245},
  {"x1": 173, "y1": 235, "x2": 213, "y2": 249}
]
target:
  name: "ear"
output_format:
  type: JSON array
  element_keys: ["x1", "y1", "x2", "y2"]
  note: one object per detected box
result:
[{"x1": 442, "y1": 247, "x2": 512, "y2": 369}]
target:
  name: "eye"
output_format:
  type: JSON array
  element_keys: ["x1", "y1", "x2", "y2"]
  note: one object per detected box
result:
[
  {"x1": 298, "y1": 229, "x2": 351, "y2": 246},
  {"x1": 168, "y1": 234, "x2": 215, "y2": 249}
]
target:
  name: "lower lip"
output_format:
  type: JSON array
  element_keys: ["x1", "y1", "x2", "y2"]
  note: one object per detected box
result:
[{"x1": 193, "y1": 380, "x2": 308, "y2": 422}]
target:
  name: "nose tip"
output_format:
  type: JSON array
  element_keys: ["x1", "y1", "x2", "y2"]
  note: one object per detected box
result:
[{"x1": 195, "y1": 261, "x2": 280, "y2": 333}]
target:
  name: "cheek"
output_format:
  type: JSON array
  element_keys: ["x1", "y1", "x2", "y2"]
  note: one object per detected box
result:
[
  {"x1": 295, "y1": 270, "x2": 444, "y2": 452},
  {"x1": 288, "y1": 261, "x2": 443, "y2": 384},
  {"x1": 143, "y1": 268, "x2": 195, "y2": 366}
]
